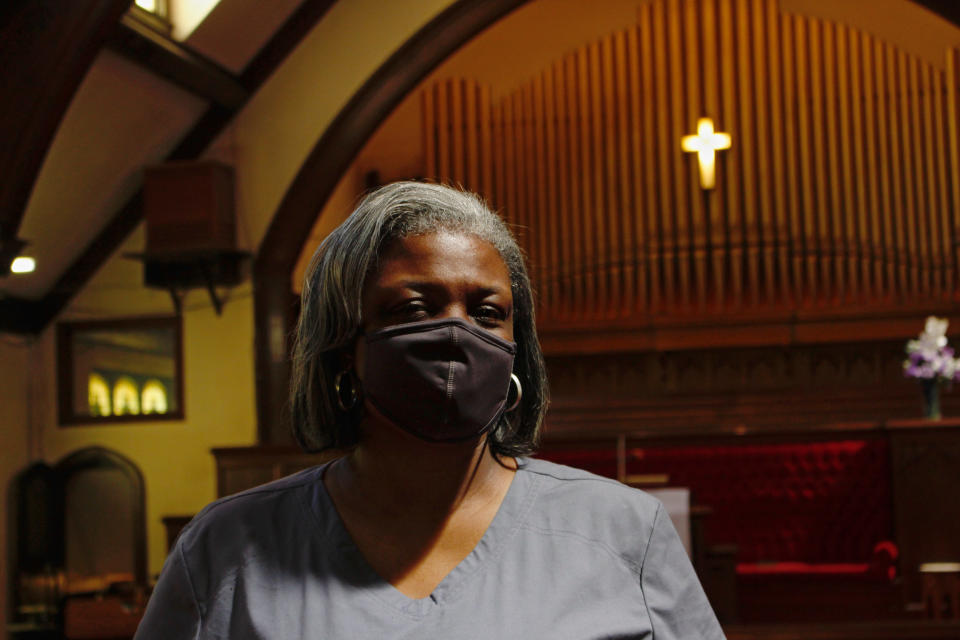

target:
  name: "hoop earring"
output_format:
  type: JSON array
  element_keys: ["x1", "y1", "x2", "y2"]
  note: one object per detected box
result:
[
  {"x1": 506, "y1": 373, "x2": 522, "y2": 413},
  {"x1": 334, "y1": 370, "x2": 359, "y2": 411}
]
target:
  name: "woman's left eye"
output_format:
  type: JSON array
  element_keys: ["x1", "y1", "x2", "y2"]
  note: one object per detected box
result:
[{"x1": 473, "y1": 305, "x2": 506, "y2": 326}]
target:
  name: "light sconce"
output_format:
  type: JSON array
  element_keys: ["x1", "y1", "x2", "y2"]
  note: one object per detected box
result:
[{"x1": 11, "y1": 256, "x2": 36, "y2": 274}]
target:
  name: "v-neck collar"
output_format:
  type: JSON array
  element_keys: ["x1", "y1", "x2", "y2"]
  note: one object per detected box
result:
[{"x1": 308, "y1": 458, "x2": 540, "y2": 619}]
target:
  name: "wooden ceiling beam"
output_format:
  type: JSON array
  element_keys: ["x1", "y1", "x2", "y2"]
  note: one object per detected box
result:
[
  {"x1": 0, "y1": 0, "x2": 133, "y2": 273},
  {"x1": 107, "y1": 14, "x2": 248, "y2": 110}
]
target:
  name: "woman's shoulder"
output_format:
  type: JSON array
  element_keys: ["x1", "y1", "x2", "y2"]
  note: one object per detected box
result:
[
  {"x1": 176, "y1": 465, "x2": 328, "y2": 554},
  {"x1": 516, "y1": 457, "x2": 664, "y2": 570},
  {"x1": 519, "y1": 457, "x2": 660, "y2": 511}
]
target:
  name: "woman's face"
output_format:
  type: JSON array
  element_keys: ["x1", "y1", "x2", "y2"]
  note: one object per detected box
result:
[
  {"x1": 352, "y1": 232, "x2": 513, "y2": 447},
  {"x1": 354, "y1": 231, "x2": 514, "y2": 376},
  {"x1": 361, "y1": 231, "x2": 514, "y2": 338}
]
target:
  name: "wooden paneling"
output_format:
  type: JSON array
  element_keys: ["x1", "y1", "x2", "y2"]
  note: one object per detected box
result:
[
  {"x1": 422, "y1": 0, "x2": 960, "y2": 332},
  {"x1": 890, "y1": 427, "x2": 960, "y2": 601},
  {"x1": 212, "y1": 447, "x2": 341, "y2": 497},
  {"x1": 544, "y1": 355, "x2": 960, "y2": 440}
]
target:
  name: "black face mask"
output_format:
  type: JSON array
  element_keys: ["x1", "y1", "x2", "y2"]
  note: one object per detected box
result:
[{"x1": 362, "y1": 318, "x2": 517, "y2": 443}]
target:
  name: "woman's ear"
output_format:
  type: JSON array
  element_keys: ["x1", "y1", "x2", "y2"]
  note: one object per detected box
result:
[
  {"x1": 344, "y1": 337, "x2": 366, "y2": 382},
  {"x1": 332, "y1": 350, "x2": 362, "y2": 414}
]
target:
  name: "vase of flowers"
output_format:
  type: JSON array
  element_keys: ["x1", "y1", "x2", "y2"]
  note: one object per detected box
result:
[{"x1": 903, "y1": 316, "x2": 960, "y2": 420}]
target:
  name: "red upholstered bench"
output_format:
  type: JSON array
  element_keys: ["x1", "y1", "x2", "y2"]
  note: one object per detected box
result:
[{"x1": 537, "y1": 439, "x2": 896, "y2": 579}]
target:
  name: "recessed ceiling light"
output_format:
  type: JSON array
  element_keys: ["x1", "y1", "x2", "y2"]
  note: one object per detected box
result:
[{"x1": 11, "y1": 256, "x2": 36, "y2": 274}]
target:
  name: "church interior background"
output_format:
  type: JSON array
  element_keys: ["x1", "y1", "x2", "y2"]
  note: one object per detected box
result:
[{"x1": 4, "y1": 0, "x2": 960, "y2": 637}]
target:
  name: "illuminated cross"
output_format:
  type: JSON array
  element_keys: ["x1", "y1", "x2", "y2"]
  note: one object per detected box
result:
[{"x1": 681, "y1": 117, "x2": 731, "y2": 190}]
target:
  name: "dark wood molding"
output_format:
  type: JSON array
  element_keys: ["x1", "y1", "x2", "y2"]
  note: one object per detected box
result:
[
  {"x1": 32, "y1": 192, "x2": 147, "y2": 330},
  {"x1": 542, "y1": 335, "x2": 960, "y2": 444},
  {"x1": 0, "y1": 0, "x2": 133, "y2": 268},
  {"x1": 253, "y1": 274, "x2": 299, "y2": 445},
  {"x1": 539, "y1": 308, "x2": 960, "y2": 355},
  {"x1": 725, "y1": 620, "x2": 960, "y2": 640},
  {"x1": 107, "y1": 13, "x2": 248, "y2": 109},
  {"x1": 0, "y1": 0, "x2": 337, "y2": 336},
  {"x1": 0, "y1": 296, "x2": 44, "y2": 334},
  {"x1": 252, "y1": 0, "x2": 530, "y2": 444},
  {"x1": 913, "y1": 0, "x2": 960, "y2": 26},
  {"x1": 237, "y1": 0, "x2": 339, "y2": 91}
]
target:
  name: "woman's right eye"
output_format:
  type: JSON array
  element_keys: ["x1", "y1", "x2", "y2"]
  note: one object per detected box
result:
[{"x1": 392, "y1": 300, "x2": 429, "y2": 321}]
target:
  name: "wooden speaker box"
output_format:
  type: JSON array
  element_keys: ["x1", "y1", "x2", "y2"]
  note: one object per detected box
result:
[{"x1": 143, "y1": 161, "x2": 235, "y2": 254}]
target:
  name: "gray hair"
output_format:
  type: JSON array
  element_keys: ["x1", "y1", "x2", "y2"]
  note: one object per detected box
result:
[{"x1": 290, "y1": 181, "x2": 549, "y2": 456}]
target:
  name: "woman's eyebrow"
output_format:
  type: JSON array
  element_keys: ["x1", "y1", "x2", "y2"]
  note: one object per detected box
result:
[{"x1": 383, "y1": 280, "x2": 510, "y2": 297}]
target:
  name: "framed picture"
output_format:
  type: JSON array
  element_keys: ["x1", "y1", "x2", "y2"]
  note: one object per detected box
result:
[{"x1": 56, "y1": 316, "x2": 184, "y2": 425}]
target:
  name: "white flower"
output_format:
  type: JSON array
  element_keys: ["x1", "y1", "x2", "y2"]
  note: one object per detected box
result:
[
  {"x1": 923, "y1": 316, "x2": 949, "y2": 348},
  {"x1": 908, "y1": 316, "x2": 949, "y2": 358}
]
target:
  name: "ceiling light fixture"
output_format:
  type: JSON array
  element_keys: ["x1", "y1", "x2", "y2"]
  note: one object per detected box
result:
[{"x1": 10, "y1": 256, "x2": 36, "y2": 274}]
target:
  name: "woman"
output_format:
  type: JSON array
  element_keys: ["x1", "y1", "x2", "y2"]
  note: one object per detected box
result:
[{"x1": 135, "y1": 182, "x2": 724, "y2": 639}]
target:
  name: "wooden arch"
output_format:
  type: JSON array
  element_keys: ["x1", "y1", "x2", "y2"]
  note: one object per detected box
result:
[{"x1": 55, "y1": 446, "x2": 148, "y2": 586}]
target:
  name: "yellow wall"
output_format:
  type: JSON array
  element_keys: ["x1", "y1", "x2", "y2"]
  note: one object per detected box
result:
[
  {"x1": 15, "y1": 224, "x2": 257, "y2": 579},
  {"x1": 223, "y1": 0, "x2": 455, "y2": 255}
]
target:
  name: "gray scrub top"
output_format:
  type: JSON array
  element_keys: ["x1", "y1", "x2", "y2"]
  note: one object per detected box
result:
[{"x1": 135, "y1": 458, "x2": 725, "y2": 639}]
